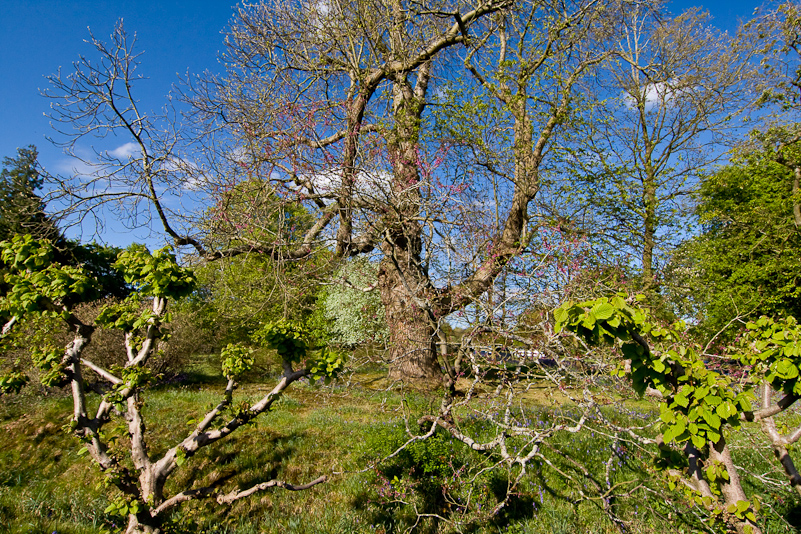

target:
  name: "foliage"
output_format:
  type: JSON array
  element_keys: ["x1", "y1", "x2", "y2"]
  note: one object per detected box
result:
[
  {"x1": 0, "y1": 237, "x2": 341, "y2": 533},
  {"x1": 742, "y1": 316, "x2": 801, "y2": 396},
  {"x1": 220, "y1": 343, "x2": 255, "y2": 381},
  {"x1": 189, "y1": 251, "x2": 328, "y2": 347},
  {"x1": 673, "y1": 151, "x2": 801, "y2": 338},
  {"x1": 0, "y1": 234, "x2": 96, "y2": 318},
  {"x1": 553, "y1": 294, "x2": 801, "y2": 533},
  {"x1": 113, "y1": 244, "x2": 196, "y2": 299},
  {"x1": 0, "y1": 146, "x2": 60, "y2": 243},
  {"x1": 254, "y1": 319, "x2": 344, "y2": 383}
]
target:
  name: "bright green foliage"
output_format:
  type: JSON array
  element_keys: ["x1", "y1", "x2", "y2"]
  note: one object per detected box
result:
[
  {"x1": 254, "y1": 320, "x2": 309, "y2": 361},
  {"x1": 556, "y1": 296, "x2": 752, "y2": 450},
  {"x1": 0, "y1": 236, "x2": 97, "y2": 394},
  {"x1": 307, "y1": 346, "x2": 345, "y2": 383},
  {"x1": 93, "y1": 246, "x2": 196, "y2": 334},
  {"x1": 0, "y1": 239, "x2": 196, "y2": 394},
  {"x1": 742, "y1": 316, "x2": 801, "y2": 396},
  {"x1": 220, "y1": 343, "x2": 255, "y2": 380},
  {"x1": 672, "y1": 151, "x2": 801, "y2": 337},
  {"x1": 254, "y1": 319, "x2": 344, "y2": 383},
  {"x1": 554, "y1": 294, "x2": 775, "y2": 529},
  {"x1": 0, "y1": 235, "x2": 97, "y2": 317},
  {"x1": 113, "y1": 244, "x2": 196, "y2": 299},
  {"x1": 189, "y1": 252, "x2": 327, "y2": 346},
  {"x1": 30, "y1": 345, "x2": 69, "y2": 388},
  {"x1": 95, "y1": 298, "x2": 158, "y2": 331}
]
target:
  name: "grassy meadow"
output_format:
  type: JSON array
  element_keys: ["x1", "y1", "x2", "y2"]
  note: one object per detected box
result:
[{"x1": 2, "y1": 353, "x2": 801, "y2": 534}]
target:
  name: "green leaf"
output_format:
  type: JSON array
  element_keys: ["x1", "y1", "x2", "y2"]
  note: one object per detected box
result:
[
  {"x1": 775, "y1": 359, "x2": 799, "y2": 379},
  {"x1": 716, "y1": 401, "x2": 736, "y2": 419},
  {"x1": 662, "y1": 424, "x2": 679, "y2": 443},
  {"x1": 660, "y1": 403, "x2": 676, "y2": 424},
  {"x1": 553, "y1": 306, "x2": 568, "y2": 324},
  {"x1": 673, "y1": 393, "x2": 689, "y2": 408},
  {"x1": 691, "y1": 434, "x2": 706, "y2": 449},
  {"x1": 702, "y1": 408, "x2": 721, "y2": 430},
  {"x1": 737, "y1": 500, "x2": 750, "y2": 513},
  {"x1": 591, "y1": 302, "x2": 615, "y2": 321}
]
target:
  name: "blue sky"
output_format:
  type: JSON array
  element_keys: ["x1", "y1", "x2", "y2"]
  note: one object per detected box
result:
[{"x1": 0, "y1": 0, "x2": 763, "y2": 246}]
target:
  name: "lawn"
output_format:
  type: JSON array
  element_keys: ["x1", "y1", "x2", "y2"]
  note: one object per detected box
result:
[{"x1": 1, "y1": 356, "x2": 800, "y2": 534}]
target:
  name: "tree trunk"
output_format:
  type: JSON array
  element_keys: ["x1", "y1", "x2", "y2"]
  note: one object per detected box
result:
[
  {"x1": 379, "y1": 250, "x2": 441, "y2": 382},
  {"x1": 641, "y1": 171, "x2": 657, "y2": 291},
  {"x1": 379, "y1": 61, "x2": 442, "y2": 383},
  {"x1": 709, "y1": 437, "x2": 762, "y2": 534},
  {"x1": 125, "y1": 511, "x2": 162, "y2": 534}
]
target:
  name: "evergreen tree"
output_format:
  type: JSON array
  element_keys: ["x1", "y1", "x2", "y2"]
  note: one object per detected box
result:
[
  {"x1": 0, "y1": 146, "x2": 128, "y2": 300},
  {"x1": 0, "y1": 146, "x2": 60, "y2": 242}
]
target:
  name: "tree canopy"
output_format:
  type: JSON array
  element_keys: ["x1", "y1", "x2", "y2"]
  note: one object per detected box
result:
[{"x1": 671, "y1": 147, "x2": 801, "y2": 339}]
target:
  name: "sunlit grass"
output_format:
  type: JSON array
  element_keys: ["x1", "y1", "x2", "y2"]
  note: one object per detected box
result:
[{"x1": 1, "y1": 359, "x2": 801, "y2": 533}]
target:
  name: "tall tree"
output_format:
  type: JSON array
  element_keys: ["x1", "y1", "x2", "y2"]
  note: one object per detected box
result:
[
  {"x1": 0, "y1": 146, "x2": 61, "y2": 242},
  {"x1": 557, "y1": 6, "x2": 756, "y2": 292},
  {"x1": 670, "y1": 147, "x2": 801, "y2": 339},
  {"x1": 46, "y1": 1, "x2": 622, "y2": 382},
  {"x1": 0, "y1": 147, "x2": 127, "y2": 302}
]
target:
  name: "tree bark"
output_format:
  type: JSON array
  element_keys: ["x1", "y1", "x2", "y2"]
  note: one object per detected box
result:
[
  {"x1": 125, "y1": 511, "x2": 162, "y2": 534},
  {"x1": 379, "y1": 254, "x2": 440, "y2": 381},
  {"x1": 378, "y1": 59, "x2": 443, "y2": 382},
  {"x1": 709, "y1": 437, "x2": 762, "y2": 534}
]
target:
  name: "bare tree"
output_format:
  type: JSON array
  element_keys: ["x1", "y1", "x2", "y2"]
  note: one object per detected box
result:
[
  {"x1": 556, "y1": 5, "x2": 757, "y2": 291},
  {"x1": 43, "y1": 0, "x2": 633, "y2": 383}
]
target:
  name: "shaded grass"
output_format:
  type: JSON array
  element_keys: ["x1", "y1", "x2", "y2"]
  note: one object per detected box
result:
[{"x1": 1, "y1": 361, "x2": 800, "y2": 533}]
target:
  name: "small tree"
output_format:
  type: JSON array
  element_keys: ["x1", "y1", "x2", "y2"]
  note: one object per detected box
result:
[
  {"x1": 0, "y1": 235, "x2": 342, "y2": 534},
  {"x1": 553, "y1": 294, "x2": 801, "y2": 534}
]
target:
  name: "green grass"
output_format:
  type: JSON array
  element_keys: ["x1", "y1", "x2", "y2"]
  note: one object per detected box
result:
[{"x1": 1, "y1": 362, "x2": 801, "y2": 534}]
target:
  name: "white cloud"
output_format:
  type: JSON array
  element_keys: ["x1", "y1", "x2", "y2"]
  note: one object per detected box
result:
[
  {"x1": 300, "y1": 167, "x2": 392, "y2": 202},
  {"x1": 108, "y1": 142, "x2": 141, "y2": 159},
  {"x1": 53, "y1": 157, "x2": 99, "y2": 177},
  {"x1": 624, "y1": 80, "x2": 678, "y2": 111}
]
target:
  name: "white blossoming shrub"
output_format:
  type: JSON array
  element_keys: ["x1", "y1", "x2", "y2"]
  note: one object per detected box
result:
[{"x1": 322, "y1": 259, "x2": 388, "y2": 347}]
